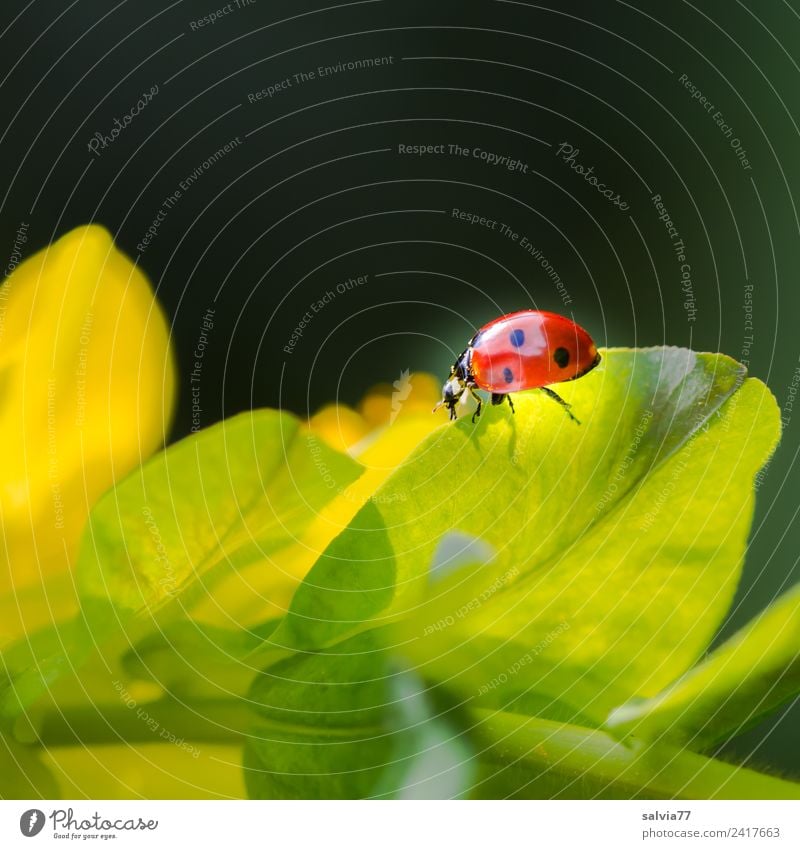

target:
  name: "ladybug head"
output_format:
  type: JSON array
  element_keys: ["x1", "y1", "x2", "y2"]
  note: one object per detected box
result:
[{"x1": 433, "y1": 369, "x2": 467, "y2": 420}]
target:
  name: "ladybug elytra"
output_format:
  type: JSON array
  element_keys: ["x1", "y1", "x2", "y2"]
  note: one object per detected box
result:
[{"x1": 435, "y1": 310, "x2": 601, "y2": 423}]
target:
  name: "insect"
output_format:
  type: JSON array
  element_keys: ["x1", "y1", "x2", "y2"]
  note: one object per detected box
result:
[{"x1": 434, "y1": 310, "x2": 601, "y2": 423}]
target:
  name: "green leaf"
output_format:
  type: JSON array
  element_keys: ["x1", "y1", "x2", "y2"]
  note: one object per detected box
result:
[
  {"x1": 372, "y1": 673, "x2": 475, "y2": 799},
  {"x1": 466, "y1": 708, "x2": 800, "y2": 800},
  {"x1": 0, "y1": 734, "x2": 60, "y2": 799},
  {"x1": 244, "y1": 631, "x2": 474, "y2": 799},
  {"x1": 33, "y1": 696, "x2": 252, "y2": 748},
  {"x1": 244, "y1": 630, "x2": 398, "y2": 799},
  {"x1": 78, "y1": 409, "x2": 362, "y2": 616},
  {"x1": 0, "y1": 617, "x2": 94, "y2": 727},
  {"x1": 1, "y1": 410, "x2": 360, "y2": 727},
  {"x1": 275, "y1": 349, "x2": 780, "y2": 727},
  {"x1": 607, "y1": 582, "x2": 800, "y2": 747},
  {"x1": 121, "y1": 619, "x2": 280, "y2": 701}
]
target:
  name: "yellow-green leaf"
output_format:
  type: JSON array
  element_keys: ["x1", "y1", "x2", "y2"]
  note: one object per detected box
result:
[
  {"x1": 278, "y1": 349, "x2": 780, "y2": 727},
  {"x1": 607, "y1": 582, "x2": 800, "y2": 746}
]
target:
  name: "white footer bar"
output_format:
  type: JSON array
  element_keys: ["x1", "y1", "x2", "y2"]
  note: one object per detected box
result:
[{"x1": 1, "y1": 800, "x2": 797, "y2": 848}]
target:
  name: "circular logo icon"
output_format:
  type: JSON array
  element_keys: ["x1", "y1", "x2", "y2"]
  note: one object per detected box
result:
[{"x1": 19, "y1": 809, "x2": 46, "y2": 837}]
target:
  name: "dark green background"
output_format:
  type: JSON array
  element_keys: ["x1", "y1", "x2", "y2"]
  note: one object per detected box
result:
[{"x1": 1, "y1": 0, "x2": 797, "y2": 780}]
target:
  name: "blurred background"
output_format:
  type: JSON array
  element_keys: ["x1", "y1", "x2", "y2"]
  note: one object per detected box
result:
[{"x1": 1, "y1": 0, "x2": 798, "y2": 776}]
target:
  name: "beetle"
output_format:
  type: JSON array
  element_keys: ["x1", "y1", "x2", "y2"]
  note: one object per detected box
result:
[{"x1": 434, "y1": 310, "x2": 601, "y2": 423}]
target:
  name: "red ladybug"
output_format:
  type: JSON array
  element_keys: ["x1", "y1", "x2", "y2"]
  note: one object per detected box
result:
[{"x1": 435, "y1": 310, "x2": 601, "y2": 422}]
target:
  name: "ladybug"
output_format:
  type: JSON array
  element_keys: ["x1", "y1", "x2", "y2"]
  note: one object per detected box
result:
[{"x1": 434, "y1": 310, "x2": 601, "y2": 423}]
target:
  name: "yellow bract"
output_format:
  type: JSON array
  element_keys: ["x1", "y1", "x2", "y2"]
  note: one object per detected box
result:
[
  {"x1": 0, "y1": 224, "x2": 441, "y2": 643},
  {"x1": 191, "y1": 372, "x2": 446, "y2": 628},
  {"x1": 0, "y1": 225, "x2": 176, "y2": 643},
  {"x1": 310, "y1": 372, "x2": 444, "y2": 521},
  {"x1": 300, "y1": 372, "x2": 445, "y2": 578}
]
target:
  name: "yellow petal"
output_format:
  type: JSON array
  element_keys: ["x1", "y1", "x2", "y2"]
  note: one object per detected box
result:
[
  {"x1": 358, "y1": 371, "x2": 442, "y2": 428},
  {"x1": 43, "y1": 742, "x2": 244, "y2": 799},
  {"x1": 193, "y1": 380, "x2": 445, "y2": 628},
  {"x1": 358, "y1": 382, "x2": 395, "y2": 428},
  {"x1": 0, "y1": 225, "x2": 176, "y2": 644},
  {"x1": 298, "y1": 387, "x2": 444, "y2": 564},
  {"x1": 308, "y1": 403, "x2": 370, "y2": 453}
]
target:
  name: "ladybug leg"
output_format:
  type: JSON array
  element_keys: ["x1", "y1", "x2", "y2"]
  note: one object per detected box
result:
[
  {"x1": 469, "y1": 387, "x2": 483, "y2": 423},
  {"x1": 540, "y1": 386, "x2": 581, "y2": 425},
  {"x1": 489, "y1": 393, "x2": 516, "y2": 417}
]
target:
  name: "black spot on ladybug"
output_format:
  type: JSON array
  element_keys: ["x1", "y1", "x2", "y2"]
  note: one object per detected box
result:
[
  {"x1": 554, "y1": 347, "x2": 570, "y2": 368},
  {"x1": 509, "y1": 328, "x2": 525, "y2": 347},
  {"x1": 503, "y1": 367, "x2": 514, "y2": 383}
]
